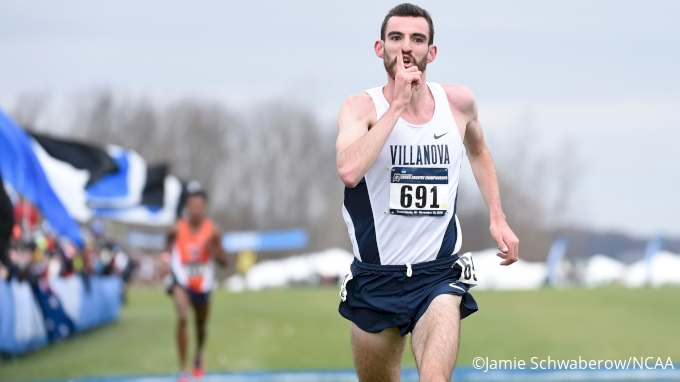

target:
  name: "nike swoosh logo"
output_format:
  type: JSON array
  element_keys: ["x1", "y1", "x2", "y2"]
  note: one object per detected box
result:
[
  {"x1": 434, "y1": 132, "x2": 449, "y2": 139},
  {"x1": 449, "y1": 283, "x2": 466, "y2": 293}
]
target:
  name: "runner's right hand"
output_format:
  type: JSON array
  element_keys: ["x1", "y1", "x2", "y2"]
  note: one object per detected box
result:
[{"x1": 392, "y1": 47, "x2": 422, "y2": 109}]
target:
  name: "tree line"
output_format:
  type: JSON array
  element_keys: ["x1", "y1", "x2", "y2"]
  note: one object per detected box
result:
[{"x1": 11, "y1": 92, "x2": 579, "y2": 261}]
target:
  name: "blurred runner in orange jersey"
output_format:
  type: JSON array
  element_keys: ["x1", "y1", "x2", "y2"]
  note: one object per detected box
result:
[{"x1": 164, "y1": 189, "x2": 228, "y2": 382}]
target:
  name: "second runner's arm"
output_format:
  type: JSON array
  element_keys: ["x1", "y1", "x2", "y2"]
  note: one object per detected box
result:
[
  {"x1": 162, "y1": 224, "x2": 178, "y2": 274},
  {"x1": 458, "y1": 88, "x2": 519, "y2": 265},
  {"x1": 211, "y1": 224, "x2": 228, "y2": 267},
  {"x1": 164, "y1": 224, "x2": 178, "y2": 255}
]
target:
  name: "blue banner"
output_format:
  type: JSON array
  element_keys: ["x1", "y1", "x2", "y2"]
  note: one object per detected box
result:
[
  {"x1": 0, "y1": 276, "x2": 122, "y2": 355},
  {"x1": 222, "y1": 228, "x2": 308, "y2": 252}
]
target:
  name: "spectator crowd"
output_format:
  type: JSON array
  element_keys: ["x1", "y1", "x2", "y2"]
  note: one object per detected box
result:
[{"x1": 1, "y1": 172, "x2": 134, "y2": 288}]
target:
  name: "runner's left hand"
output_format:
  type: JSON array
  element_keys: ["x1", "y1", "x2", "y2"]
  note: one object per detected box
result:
[{"x1": 490, "y1": 220, "x2": 519, "y2": 266}]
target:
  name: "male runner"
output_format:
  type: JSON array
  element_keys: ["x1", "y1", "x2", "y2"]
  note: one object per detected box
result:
[
  {"x1": 164, "y1": 190, "x2": 228, "y2": 381},
  {"x1": 336, "y1": 4, "x2": 519, "y2": 381}
]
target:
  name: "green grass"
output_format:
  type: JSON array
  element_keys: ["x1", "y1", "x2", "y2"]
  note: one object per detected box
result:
[{"x1": 1, "y1": 286, "x2": 678, "y2": 381}]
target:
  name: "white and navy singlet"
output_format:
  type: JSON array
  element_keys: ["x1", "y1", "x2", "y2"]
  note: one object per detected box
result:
[{"x1": 342, "y1": 82, "x2": 465, "y2": 266}]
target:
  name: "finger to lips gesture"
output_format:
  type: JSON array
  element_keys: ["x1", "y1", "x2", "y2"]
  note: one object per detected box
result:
[{"x1": 394, "y1": 47, "x2": 422, "y2": 105}]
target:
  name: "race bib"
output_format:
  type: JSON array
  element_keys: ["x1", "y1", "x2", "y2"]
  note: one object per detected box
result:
[
  {"x1": 389, "y1": 167, "x2": 449, "y2": 216},
  {"x1": 339, "y1": 270, "x2": 353, "y2": 302},
  {"x1": 455, "y1": 252, "x2": 478, "y2": 286},
  {"x1": 184, "y1": 262, "x2": 206, "y2": 277}
]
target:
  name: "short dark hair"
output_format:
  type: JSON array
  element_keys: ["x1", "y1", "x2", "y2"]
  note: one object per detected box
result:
[
  {"x1": 187, "y1": 190, "x2": 208, "y2": 203},
  {"x1": 381, "y1": 3, "x2": 434, "y2": 45}
]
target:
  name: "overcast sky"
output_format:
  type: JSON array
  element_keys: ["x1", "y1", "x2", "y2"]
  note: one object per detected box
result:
[{"x1": 1, "y1": 0, "x2": 679, "y2": 237}]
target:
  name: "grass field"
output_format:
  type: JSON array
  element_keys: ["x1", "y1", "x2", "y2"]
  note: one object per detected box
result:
[{"x1": 1, "y1": 286, "x2": 678, "y2": 381}]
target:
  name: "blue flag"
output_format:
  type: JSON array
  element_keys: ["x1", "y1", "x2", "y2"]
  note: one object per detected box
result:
[{"x1": 0, "y1": 109, "x2": 83, "y2": 247}]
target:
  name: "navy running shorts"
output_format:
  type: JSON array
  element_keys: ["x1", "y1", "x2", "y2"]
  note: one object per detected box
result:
[
  {"x1": 338, "y1": 254, "x2": 478, "y2": 337},
  {"x1": 165, "y1": 272, "x2": 211, "y2": 307}
]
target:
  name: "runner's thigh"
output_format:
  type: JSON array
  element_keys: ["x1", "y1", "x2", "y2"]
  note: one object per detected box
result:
[
  {"x1": 172, "y1": 285, "x2": 190, "y2": 321},
  {"x1": 351, "y1": 323, "x2": 406, "y2": 382},
  {"x1": 411, "y1": 294, "x2": 462, "y2": 381}
]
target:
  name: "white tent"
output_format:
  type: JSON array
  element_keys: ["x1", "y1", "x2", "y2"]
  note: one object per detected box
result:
[
  {"x1": 584, "y1": 254, "x2": 627, "y2": 287},
  {"x1": 649, "y1": 251, "x2": 680, "y2": 286},
  {"x1": 227, "y1": 248, "x2": 549, "y2": 292},
  {"x1": 623, "y1": 251, "x2": 680, "y2": 287},
  {"x1": 226, "y1": 248, "x2": 354, "y2": 292},
  {"x1": 623, "y1": 260, "x2": 647, "y2": 288},
  {"x1": 472, "y1": 249, "x2": 547, "y2": 290},
  {"x1": 224, "y1": 248, "x2": 680, "y2": 291},
  {"x1": 584, "y1": 251, "x2": 680, "y2": 288}
]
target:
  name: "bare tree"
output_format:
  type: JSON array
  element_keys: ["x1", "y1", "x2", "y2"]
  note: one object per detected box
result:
[
  {"x1": 7, "y1": 93, "x2": 579, "y2": 258},
  {"x1": 11, "y1": 94, "x2": 49, "y2": 128},
  {"x1": 457, "y1": 121, "x2": 583, "y2": 261}
]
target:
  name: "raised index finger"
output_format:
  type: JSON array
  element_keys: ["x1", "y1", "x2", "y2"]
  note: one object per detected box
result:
[{"x1": 396, "y1": 46, "x2": 405, "y2": 71}]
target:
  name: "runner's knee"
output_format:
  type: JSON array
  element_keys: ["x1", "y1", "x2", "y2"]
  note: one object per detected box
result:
[
  {"x1": 351, "y1": 324, "x2": 405, "y2": 381},
  {"x1": 177, "y1": 309, "x2": 189, "y2": 325},
  {"x1": 419, "y1": 373, "x2": 451, "y2": 382}
]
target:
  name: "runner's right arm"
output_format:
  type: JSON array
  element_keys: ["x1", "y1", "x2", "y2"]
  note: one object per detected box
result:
[
  {"x1": 336, "y1": 94, "x2": 395, "y2": 188},
  {"x1": 164, "y1": 224, "x2": 178, "y2": 254},
  {"x1": 336, "y1": 48, "x2": 422, "y2": 188}
]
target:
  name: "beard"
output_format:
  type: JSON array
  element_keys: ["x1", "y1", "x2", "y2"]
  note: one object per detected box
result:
[{"x1": 383, "y1": 49, "x2": 428, "y2": 79}]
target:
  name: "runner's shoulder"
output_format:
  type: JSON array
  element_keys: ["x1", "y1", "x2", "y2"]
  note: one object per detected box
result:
[
  {"x1": 339, "y1": 92, "x2": 376, "y2": 125},
  {"x1": 440, "y1": 84, "x2": 477, "y2": 116}
]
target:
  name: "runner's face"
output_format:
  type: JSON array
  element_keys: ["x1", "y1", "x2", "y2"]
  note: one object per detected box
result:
[
  {"x1": 380, "y1": 16, "x2": 433, "y2": 79},
  {"x1": 186, "y1": 196, "x2": 206, "y2": 222}
]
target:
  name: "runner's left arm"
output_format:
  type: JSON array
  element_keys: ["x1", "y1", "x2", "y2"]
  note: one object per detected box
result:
[
  {"x1": 455, "y1": 87, "x2": 519, "y2": 265},
  {"x1": 211, "y1": 225, "x2": 229, "y2": 267}
]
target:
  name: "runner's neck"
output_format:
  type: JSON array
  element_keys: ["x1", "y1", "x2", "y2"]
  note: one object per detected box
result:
[{"x1": 187, "y1": 218, "x2": 204, "y2": 233}]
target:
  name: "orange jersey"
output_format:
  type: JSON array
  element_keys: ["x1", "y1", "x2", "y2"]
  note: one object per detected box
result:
[{"x1": 171, "y1": 218, "x2": 215, "y2": 293}]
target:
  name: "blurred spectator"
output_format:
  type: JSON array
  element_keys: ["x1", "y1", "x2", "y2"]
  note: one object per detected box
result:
[
  {"x1": 1, "y1": 168, "x2": 15, "y2": 273},
  {"x1": 137, "y1": 254, "x2": 156, "y2": 284},
  {"x1": 13, "y1": 197, "x2": 40, "y2": 232}
]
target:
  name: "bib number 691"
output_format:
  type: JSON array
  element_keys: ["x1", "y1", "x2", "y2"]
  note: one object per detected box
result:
[{"x1": 400, "y1": 185, "x2": 440, "y2": 209}]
